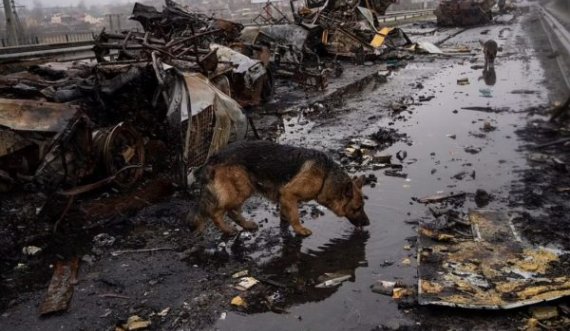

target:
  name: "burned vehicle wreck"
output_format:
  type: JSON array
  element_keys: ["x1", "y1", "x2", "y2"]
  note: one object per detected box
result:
[
  {"x1": 0, "y1": 0, "x2": 258, "y2": 218},
  {"x1": 435, "y1": 0, "x2": 497, "y2": 26}
]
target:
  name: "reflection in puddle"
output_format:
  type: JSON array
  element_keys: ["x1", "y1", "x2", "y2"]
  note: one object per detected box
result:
[
  {"x1": 232, "y1": 229, "x2": 369, "y2": 313},
  {"x1": 479, "y1": 68, "x2": 497, "y2": 86}
]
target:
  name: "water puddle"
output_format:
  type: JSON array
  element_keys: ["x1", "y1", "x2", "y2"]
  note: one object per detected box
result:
[{"x1": 216, "y1": 24, "x2": 550, "y2": 331}]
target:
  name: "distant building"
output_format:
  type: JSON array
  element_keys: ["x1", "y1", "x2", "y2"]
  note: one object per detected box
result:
[
  {"x1": 83, "y1": 14, "x2": 103, "y2": 25},
  {"x1": 50, "y1": 14, "x2": 75, "y2": 25}
]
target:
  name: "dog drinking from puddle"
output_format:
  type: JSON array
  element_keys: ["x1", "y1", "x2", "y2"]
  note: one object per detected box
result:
[{"x1": 189, "y1": 141, "x2": 369, "y2": 236}]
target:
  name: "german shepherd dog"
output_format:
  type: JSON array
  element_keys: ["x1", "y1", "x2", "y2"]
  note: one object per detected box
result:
[
  {"x1": 479, "y1": 39, "x2": 498, "y2": 71},
  {"x1": 189, "y1": 141, "x2": 370, "y2": 236}
]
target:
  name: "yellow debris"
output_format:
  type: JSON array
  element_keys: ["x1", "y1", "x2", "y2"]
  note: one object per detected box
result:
[
  {"x1": 370, "y1": 27, "x2": 394, "y2": 48},
  {"x1": 392, "y1": 287, "x2": 411, "y2": 299},
  {"x1": 122, "y1": 315, "x2": 151, "y2": 331},
  {"x1": 495, "y1": 281, "x2": 524, "y2": 294},
  {"x1": 529, "y1": 306, "x2": 559, "y2": 320},
  {"x1": 421, "y1": 281, "x2": 443, "y2": 294},
  {"x1": 231, "y1": 296, "x2": 247, "y2": 308},
  {"x1": 512, "y1": 248, "x2": 558, "y2": 274},
  {"x1": 420, "y1": 227, "x2": 454, "y2": 241}
]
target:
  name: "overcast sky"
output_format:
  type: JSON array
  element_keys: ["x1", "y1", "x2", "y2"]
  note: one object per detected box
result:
[{"x1": 19, "y1": 0, "x2": 133, "y2": 8}]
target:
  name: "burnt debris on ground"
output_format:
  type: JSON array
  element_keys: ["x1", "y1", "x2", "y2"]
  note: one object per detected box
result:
[
  {"x1": 2, "y1": 0, "x2": 570, "y2": 331},
  {"x1": 0, "y1": 0, "x2": 426, "y2": 324}
]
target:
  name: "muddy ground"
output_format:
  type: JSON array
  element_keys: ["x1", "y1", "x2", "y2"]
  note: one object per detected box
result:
[{"x1": 1, "y1": 3, "x2": 570, "y2": 331}]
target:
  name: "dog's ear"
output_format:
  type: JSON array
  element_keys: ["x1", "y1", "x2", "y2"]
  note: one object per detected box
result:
[{"x1": 353, "y1": 175, "x2": 365, "y2": 189}]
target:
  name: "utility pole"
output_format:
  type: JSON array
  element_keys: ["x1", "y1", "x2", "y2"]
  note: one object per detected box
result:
[
  {"x1": 107, "y1": 14, "x2": 114, "y2": 32},
  {"x1": 3, "y1": 0, "x2": 22, "y2": 46}
]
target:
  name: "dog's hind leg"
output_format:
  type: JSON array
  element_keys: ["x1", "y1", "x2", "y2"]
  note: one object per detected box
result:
[
  {"x1": 190, "y1": 179, "x2": 219, "y2": 234},
  {"x1": 228, "y1": 206, "x2": 258, "y2": 231}
]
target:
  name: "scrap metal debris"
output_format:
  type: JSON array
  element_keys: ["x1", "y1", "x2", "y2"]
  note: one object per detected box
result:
[
  {"x1": 415, "y1": 192, "x2": 466, "y2": 204},
  {"x1": 315, "y1": 271, "x2": 352, "y2": 288},
  {"x1": 0, "y1": 0, "x2": 426, "y2": 203},
  {"x1": 235, "y1": 277, "x2": 260, "y2": 291},
  {"x1": 435, "y1": 0, "x2": 497, "y2": 27},
  {"x1": 0, "y1": 1, "x2": 258, "y2": 219},
  {"x1": 372, "y1": 280, "x2": 396, "y2": 295},
  {"x1": 22, "y1": 245, "x2": 42, "y2": 256},
  {"x1": 39, "y1": 258, "x2": 80, "y2": 315},
  {"x1": 418, "y1": 210, "x2": 570, "y2": 309}
]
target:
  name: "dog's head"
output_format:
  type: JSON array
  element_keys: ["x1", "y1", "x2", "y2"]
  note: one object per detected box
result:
[{"x1": 342, "y1": 175, "x2": 370, "y2": 228}]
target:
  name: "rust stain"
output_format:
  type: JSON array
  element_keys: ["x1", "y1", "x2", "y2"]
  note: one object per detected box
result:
[
  {"x1": 418, "y1": 210, "x2": 570, "y2": 309},
  {"x1": 0, "y1": 98, "x2": 79, "y2": 132},
  {"x1": 39, "y1": 257, "x2": 80, "y2": 315}
]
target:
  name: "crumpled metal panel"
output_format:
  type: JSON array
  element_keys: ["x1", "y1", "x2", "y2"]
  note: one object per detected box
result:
[
  {"x1": 210, "y1": 43, "x2": 267, "y2": 88},
  {"x1": 0, "y1": 130, "x2": 32, "y2": 158},
  {"x1": 418, "y1": 209, "x2": 570, "y2": 309},
  {"x1": 182, "y1": 73, "x2": 247, "y2": 145},
  {"x1": 0, "y1": 98, "x2": 79, "y2": 132},
  {"x1": 39, "y1": 258, "x2": 79, "y2": 315},
  {"x1": 163, "y1": 69, "x2": 246, "y2": 174},
  {"x1": 240, "y1": 25, "x2": 311, "y2": 50},
  {"x1": 357, "y1": 6, "x2": 377, "y2": 30}
]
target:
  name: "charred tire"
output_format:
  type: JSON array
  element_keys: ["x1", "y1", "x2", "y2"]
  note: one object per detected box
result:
[{"x1": 92, "y1": 122, "x2": 145, "y2": 188}]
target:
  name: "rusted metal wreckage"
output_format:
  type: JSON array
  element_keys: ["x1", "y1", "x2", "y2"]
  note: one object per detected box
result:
[
  {"x1": 435, "y1": 0, "x2": 497, "y2": 26},
  {"x1": 0, "y1": 0, "x2": 416, "y2": 223},
  {"x1": 241, "y1": 0, "x2": 410, "y2": 88},
  {"x1": 291, "y1": 0, "x2": 410, "y2": 61},
  {"x1": 0, "y1": 1, "x2": 259, "y2": 201}
]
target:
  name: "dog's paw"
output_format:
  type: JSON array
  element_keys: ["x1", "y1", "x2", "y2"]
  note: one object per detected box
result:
[
  {"x1": 294, "y1": 226, "x2": 313, "y2": 237},
  {"x1": 241, "y1": 220, "x2": 258, "y2": 231}
]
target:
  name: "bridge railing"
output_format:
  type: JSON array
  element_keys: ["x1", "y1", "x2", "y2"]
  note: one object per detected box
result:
[{"x1": 0, "y1": 31, "x2": 96, "y2": 48}]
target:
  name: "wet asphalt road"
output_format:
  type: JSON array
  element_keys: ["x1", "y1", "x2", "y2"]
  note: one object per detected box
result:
[
  {"x1": 216, "y1": 8, "x2": 563, "y2": 331},
  {"x1": 1, "y1": 5, "x2": 569, "y2": 331}
]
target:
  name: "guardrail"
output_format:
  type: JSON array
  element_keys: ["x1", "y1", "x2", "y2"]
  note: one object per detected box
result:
[
  {"x1": 538, "y1": 4, "x2": 570, "y2": 89},
  {"x1": 0, "y1": 45, "x2": 96, "y2": 65},
  {"x1": 379, "y1": 9, "x2": 434, "y2": 23},
  {"x1": 0, "y1": 31, "x2": 96, "y2": 49}
]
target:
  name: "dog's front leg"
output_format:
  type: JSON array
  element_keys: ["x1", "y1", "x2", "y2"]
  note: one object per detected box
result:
[
  {"x1": 280, "y1": 195, "x2": 312, "y2": 237},
  {"x1": 212, "y1": 209, "x2": 238, "y2": 236},
  {"x1": 228, "y1": 207, "x2": 258, "y2": 231}
]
